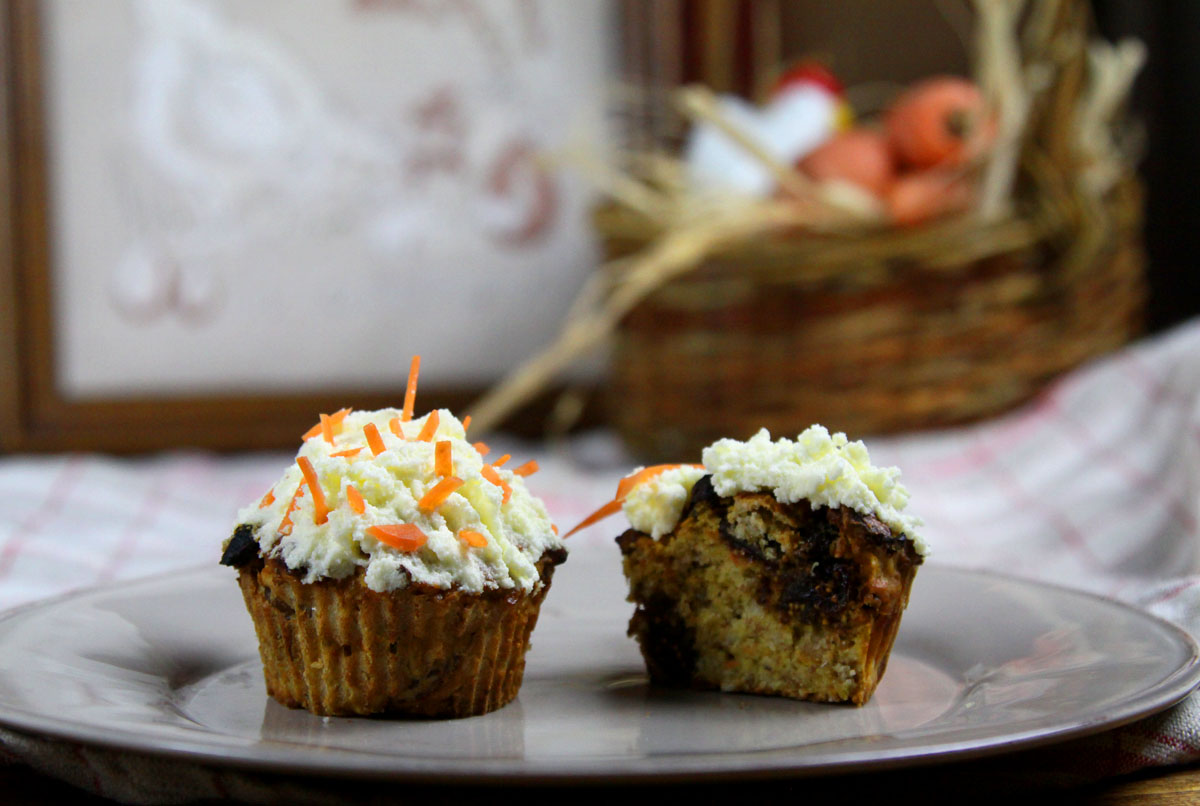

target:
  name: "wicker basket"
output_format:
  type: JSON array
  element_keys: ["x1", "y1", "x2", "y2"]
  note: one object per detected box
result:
[{"x1": 602, "y1": 4, "x2": 1145, "y2": 461}]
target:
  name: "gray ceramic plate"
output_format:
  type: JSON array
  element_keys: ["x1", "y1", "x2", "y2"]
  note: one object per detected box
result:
[{"x1": 0, "y1": 548, "x2": 1197, "y2": 783}]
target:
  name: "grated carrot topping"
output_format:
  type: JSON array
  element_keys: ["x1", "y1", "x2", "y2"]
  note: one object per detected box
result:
[
  {"x1": 279, "y1": 482, "x2": 306, "y2": 536},
  {"x1": 346, "y1": 485, "x2": 365, "y2": 515},
  {"x1": 551, "y1": 524, "x2": 559, "y2": 535},
  {"x1": 563, "y1": 464, "x2": 704, "y2": 538},
  {"x1": 328, "y1": 407, "x2": 352, "y2": 431},
  {"x1": 492, "y1": 454, "x2": 511, "y2": 468},
  {"x1": 462, "y1": 414, "x2": 472, "y2": 433},
  {"x1": 402, "y1": 356, "x2": 420, "y2": 422},
  {"x1": 364, "y1": 422, "x2": 386, "y2": 456},
  {"x1": 259, "y1": 489, "x2": 276, "y2": 508},
  {"x1": 331, "y1": 447, "x2": 362, "y2": 458},
  {"x1": 480, "y1": 465, "x2": 511, "y2": 504},
  {"x1": 457, "y1": 529, "x2": 487, "y2": 548},
  {"x1": 418, "y1": 476, "x2": 463, "y2": 513},
  {"x1": 389, "y1": 417, "x2": 405, "y2": 439},
  {"x1": 562, "y1": 498, "x2": 622, "y2": 538},
  {"x1": 435, "y1": 440, "x2": 454, "y2": 477},
  {"x1": 297, "y1": 457, "x2": 328, "y2": 525},
  {"x1": 473, "y1": 441, "x2": 490, "y2": 457},
  {"x1": 416, "y1": 410, "x2": 440, "y2": 442},
  {"x1": 368, "y1": 523, "x2": 427, "y2": 552},
  {"x1": 320, "y1": 413, "x2": 335, "y2": 445},
  {"x1": 615, "y1": 464, "x2": 704, "y2": 501},
  {"x1": 513, "y1": 460, "x2": 539, "y2": 477},
  {"x1": 302, "y1": 423, "x2": 322, "y2": 440}
]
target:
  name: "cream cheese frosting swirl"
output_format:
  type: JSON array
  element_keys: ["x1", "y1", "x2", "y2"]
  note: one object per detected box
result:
[
  {"x1": 622, "y1": 425, "x2": 926, "y2": 555},
  {"x1": 234, "y1": 408, "x2": 563, "y2": 593}
]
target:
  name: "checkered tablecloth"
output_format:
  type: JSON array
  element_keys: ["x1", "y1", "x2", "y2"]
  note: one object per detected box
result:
[{"x1": 2, "y1": 318, "x2": 1200, "y2": 800}]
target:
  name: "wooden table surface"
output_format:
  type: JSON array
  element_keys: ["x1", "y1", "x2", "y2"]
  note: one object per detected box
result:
[{"x1": 6, "y1": 750, "x2": 1200, "y2": 804}]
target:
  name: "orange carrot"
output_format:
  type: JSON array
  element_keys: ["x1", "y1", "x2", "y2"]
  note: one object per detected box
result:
[
  {"x1": 435, "y1": 440, "x2": 454, "y2": 477},
  {"x1": 297, "y1": 457, "x2": 328, "y2": 525},
  {"x1": 458, "y1": 529, "x2": 487, "y2": 548},
  {"x1": 563, "y1": 498, "x2": 623, "y2": 538},
  {"x1": 402, "y1": 355, "x2": 421, "y2": 422},
  {"x1": 462, "y1": 414, "x2": 472, "y2": 433},
  {"x1": 473, "y1": 441, "x2": 490, "y2": 457},
  {"x1": 278, "y1": 482, "x2": 306, "y2": 536},
  {"x1": 416, "y1": 410, "x2": 440, "y2": 442},
  {"x1": 368, "y1": 523, "x2": 427, "y2": 552},
  {"x1": 418, "y1": 476, "x2": 464, "y2": 513},
  {"x1": 364, "y1": 422, "x2": 386, "y2": 456},
  {"x1": 615, "y1": 464, "x2": 703, "y2": 501},
  {"x1": 346, "y1": 485, "x2": 365, "y2": 515},
  {"x1": 302, "y1": 423, "x2": 322, "y2": 440},
  {"x1": 329, "y1": 407, "x2": 352, "y2": 431},
  {"x1": 259, "y1": 489, "x2": 276, "y2": 508},
  {"x1": 331, "y1": 448, "x2": 362, "y2": 459},
  {"x1": 564, "y1": 464, "x2": 704, "y2": 538},
  {"x1": 320, "y1": 413, "x2": 335, "y2": 445},
  {"x1": 513, "y1": 460, "x2": 539, "y2": 477},
  {"x1": 492, "y1": 454, "x2": 511, "y2": 468},
  {"x1": 551, "y1": 524, "x2": 559, "y2": 535},
  {"x1": 481, "y1": 465, "x2": 512, "y2": 504},
  {"x1": 389, "y1": 417, "x2": 405, "y2": 439}
]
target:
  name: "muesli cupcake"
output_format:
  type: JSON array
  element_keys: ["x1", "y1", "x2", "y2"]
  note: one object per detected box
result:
[
  {"x1": 221, "y1": 358, "x2": 565, "y2": 718},
  {"x1": 568, "y1": 425, "x2": 925, "y2": 705}
]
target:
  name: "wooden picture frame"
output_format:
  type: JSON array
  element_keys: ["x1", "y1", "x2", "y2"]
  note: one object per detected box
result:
[{"x1": 1, "y1": 0, "x2": 639, "y2": 452}]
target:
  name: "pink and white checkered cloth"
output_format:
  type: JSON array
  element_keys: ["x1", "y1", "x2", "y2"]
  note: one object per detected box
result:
[{"x1": 2, "y1": 318, "x2": 1200, "y2": 799}]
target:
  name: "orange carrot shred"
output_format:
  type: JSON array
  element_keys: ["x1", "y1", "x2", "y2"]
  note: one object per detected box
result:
[
  {"x1": 302, "y1": 422, "x2": 322, "y2": 440},
  {"x1": 259, "y1": 489, "x2": 276, "y2": 508},
  {"x1": 346, "y1": 485, "x2": 365, "y2": 515},
  {"x1": 458, "y1": 529, "x2": 487, "y2": 548},
  {"x1": 329, "y1": 407, "x2": 351, "y2": 430},
  {"x1": 480, "y1": 465, "x2": 511, "y2": 504},
  {"x1": 563, "y1": 498, "x2": 623, "y2": 538},
  {"x1": 563, "y1": 464, "x2": 705, "y2": 538},
  {"x1": 492, "y1": 454, "x2": 511, "y2": 468},
  {"x1": 473, "y1": 441, "x2": 490, "y2": 457},
  {"x1": 331, "y1": 447, "x2": 362, "y2": 458},
  {"x1": 368, "y1": 523, "x2": 427, "y2": 552},
  {"x1": 462, "y1": 415, "x2": 472, "y2": 433},
  {"x1": 297, "y1": 457, "x2": 328, "y2": 525},
  {"x1": 416, "y1": 410, "x2": 440, "y2": 442},
  {"x1": 551, "y1": 524, "x2": 559, "y2": 535},
  {"x1": 418, "y1": 476, "x2": 463, "y2": 513},
  {"x1": 278, "y1": 482, "x2": 306, "y2": 536},
  {"x1": 615, "y1": 464, "x2": 704, "y2": 501},
  {"x1": 402, "y1": 355, "x2": 420, "y2": 422},
  {"x1": 389, "y1": 417, "x2": 405, "y2": 439},
  {"x1": 364, "y1": 422, "x2": 386, "y2": 456},
  {"x1": 513, "y1": 460, "x2": 539, "y2": 477},
  {"x1": 435, "y1": 440, "x2": 454, "y2": 477},
  {"x1": 320, "y1": 413, "x2": 335, "y2": 444}
]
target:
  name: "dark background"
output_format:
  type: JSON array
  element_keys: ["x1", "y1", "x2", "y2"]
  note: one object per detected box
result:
[{"x1": 1093, "y1": 0, "x2": 1200, "y2": 332}]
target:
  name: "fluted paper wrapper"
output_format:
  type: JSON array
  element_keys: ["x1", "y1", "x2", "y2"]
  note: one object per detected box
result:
[{"x1": 236, "y1": 557, "x2": 559, "y2": 718}]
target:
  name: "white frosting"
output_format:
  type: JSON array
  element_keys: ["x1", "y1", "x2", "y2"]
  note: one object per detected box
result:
[
  {"x1": 623, "y1": 426, "x2": 926, "y2": 556},
  {"x1": 622, "y1": 466, "x2": 708, "y2": 538},
  {"x1": 234, "y1": 409, "x2": 563, "y2": 593}
]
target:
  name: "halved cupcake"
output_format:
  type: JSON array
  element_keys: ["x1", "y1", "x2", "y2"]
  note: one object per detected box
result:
[{"x1": 570, "y1": 425, "x2": 925, "y2": 705}]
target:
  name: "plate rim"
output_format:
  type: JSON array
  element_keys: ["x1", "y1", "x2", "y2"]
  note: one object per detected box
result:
[{"x1": 0, "y1": 563, "x2": 1198, "y2": 783}]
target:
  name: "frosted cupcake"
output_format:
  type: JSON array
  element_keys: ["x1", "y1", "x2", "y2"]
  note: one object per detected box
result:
[
  {"x1": 221, "y1": 358, "x2": 565, "y2": 718},
  {"x1": 569, "y1": 425, "x2": 925, "y2": 705}
]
